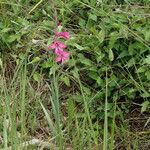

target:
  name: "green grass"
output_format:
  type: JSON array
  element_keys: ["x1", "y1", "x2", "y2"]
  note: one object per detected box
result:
[
  {"x1": 0, "y1": 0, "x2": 150, "y2": 149},
  {"x1": 0, "y1": 56, "x2": 149, "y2": 149}
]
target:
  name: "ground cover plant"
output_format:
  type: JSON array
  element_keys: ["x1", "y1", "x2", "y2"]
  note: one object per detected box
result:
[{"x1": 0, "y1": 0, "x2": 150, "y2": 149}]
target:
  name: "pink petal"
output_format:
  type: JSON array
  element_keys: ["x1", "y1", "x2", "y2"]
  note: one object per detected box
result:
[
  {"x1": 54, "y1": 47, "x2": 63, "y2": 55},
  {"x1": 62, "y1": 51, "x2": 70, "y2": 58},
  {"x1": 55, "y1": 50, "x2": 70, "y2": 63},
  {"x1": 61, "y1": 51, "x2": 70, "y2": 61},
  {"x1": 48, "y1": 41, "x2": 66, "y2": 49},
  {"x1": 56, "y1": 41, "x2": 67, "y2": 49},
  {"x1": 55, "y1": 32, "x2": 70, "y2": 39},
  {"x1": 48, "y1": 43, "x2": 56, "y2": 49},
  {"x1": 61, "y1": 58, "x2": 66, "y2": 63},
  {"x1": 61, "y1": 54, "x2": 69, "y2": 63},
  {"x1": 55, "y1": 56, "x2": 62, "y2": 62}
]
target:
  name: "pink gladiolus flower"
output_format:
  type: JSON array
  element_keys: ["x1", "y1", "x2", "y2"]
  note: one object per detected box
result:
[
  {"x1": 48, "y1": 41, "x2": 67, "y2": 49},
  {"x1": 54, "y1": 48, "x2": 63, "y2": 55},
  {"x1": 48, "y1": 29, "x2": 70, "y2": 63},
  {"x1": 55, "y1": 50, "x2": 70, "y2": 63},
  {"x1": 55, "y1": 32, "x2": 70, "y2": 39}
]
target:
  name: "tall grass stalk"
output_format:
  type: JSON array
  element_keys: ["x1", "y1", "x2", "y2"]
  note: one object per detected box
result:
[
  {"x1": 2, "y1": 68, "x2": 19, "y2": 149},
  {"x1": 77, "y1": 75, "x2": 98, "y2": 146},
  {"x1": 40, "y1": 71, "x2": 64, "y2": 149},
  {"x1": 110, "y1": 95, "x2": 117, "y2": 150},
  {"x1": 103, "y1": 69, "x2": 108, "y2": 150},
  {"x1": 20, "y1": 59, "x2": 27, "y2": 136}
]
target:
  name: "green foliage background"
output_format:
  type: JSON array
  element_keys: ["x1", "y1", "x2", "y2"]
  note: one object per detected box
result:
[{"x1": 0, "y1": 0, "x2": 150, "y2": 149}]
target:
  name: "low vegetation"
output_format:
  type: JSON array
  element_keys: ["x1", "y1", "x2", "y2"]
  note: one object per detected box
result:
[{"x1": 0, "y1": 0, "x2": 150, "y2": 149}]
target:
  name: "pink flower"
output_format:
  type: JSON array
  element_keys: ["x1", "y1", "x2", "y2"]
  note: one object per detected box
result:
[
  {"x1": 55, "y1": 50, "x2": 70, "y2": 63},
  {"x1": 54, "y1": 47, "x2": 63, "y2": 55},
  {"x1": 47, "y1": 29, "x2": 70, "y2": 63},
  {"x1": 48, "y1": 41, "x2": 67, "y2": 49},
  {"x1": 55, "y1": 32, "x2": 70, "y2": 39}
]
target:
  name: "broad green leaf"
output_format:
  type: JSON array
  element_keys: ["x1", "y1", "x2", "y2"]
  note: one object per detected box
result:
[
  {"x1": 28, "y1": 57, "x2": 41, "y2": 64},
  {"x1": 143, "y1": 55, "x2": 150, "y2": 65},
  {"x1": 141, "y1": 92, "x2": 150, "y2": 98},
  {"x1": 127, "y1": 58, "x2": 134, "y2": 68},
  {"x1": 78, "y1": 54, "x2": 92, "y2": 66},
  {"x1": 117, "y1": 50, "x2": 128, "y2": 59},
  {"x1": 7, "y1": 34, "x2": 20, "y2": 43},
  {"x1": 81, "y1": 58, "x2": 92, "y2": 66},
  {"x1": 96, "y1": 77, "x2": 104, "y2": 86},
  {"x1": 41, "y1": 60, "x2": 53, "y2": 68},
  {"x1": 89, "y1": 13, "x2": 97, "y2": 21},
  {"x1": 98, "y1": 30, "x2": 105, "y2": 43},
  {"x1": 137, "y1": 67, "x2": 146, "y2": 73},
  {"x1": 145, "y1": 71, "x2": 150, "y2": 80},
  {"x1": 47, "y1": 38, "x2": 53, "y2": 46},
  {"x1": 49, "y1": 64, "x2": 59, "y2": 75},
  {"x1": 33, "y1": 72, "x2": 41, "y2": 82},
  {"x1": 108, "y1": 32, "x2": 118, "y2": 49},
  {"x1": 73, "y1": 43, "x2": 85, "y2": 50},
  {"x1": 79, "y1": 18, "x2": 86, "y2": 28},
  {"x1": 109, "y1": 49, "x2": 114, "y2": 61},
  {"x1": 96, "y1": 51, "x2": 105, "y2": 62},
  {"x1": 89, "y1": 72, "x2": 98, "y2": 80},
  {"x1": 141, "y1": 101, "x2": 149, "y2": 112},
  {"x1": 60, "y1": 76, "x2": 70, "y2": 86},
  {"x1": 145, "y1": 30, "x2": 150, "y2": 41}
]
